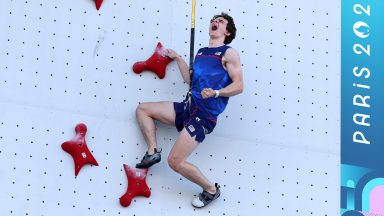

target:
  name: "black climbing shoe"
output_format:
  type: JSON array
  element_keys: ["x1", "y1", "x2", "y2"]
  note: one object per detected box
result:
[
  {"x1": 191, "y1": 183, "x2": 221, "y2": 208},
  {"x1": 135, "y1": 148, "x2": 162, "y2": 169}
]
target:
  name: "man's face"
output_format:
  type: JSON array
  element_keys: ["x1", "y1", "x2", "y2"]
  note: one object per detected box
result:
[{"x1": 209, "y1": 16, "x2": 229, "y2": 38}]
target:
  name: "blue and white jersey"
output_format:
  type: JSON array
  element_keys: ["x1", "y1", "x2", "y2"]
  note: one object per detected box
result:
[{"x1": 191, "y1": 45, "x2": 232, "y2": 120}]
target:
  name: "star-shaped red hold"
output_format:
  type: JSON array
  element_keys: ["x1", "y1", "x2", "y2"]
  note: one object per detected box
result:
[
  {"x1": 119, "y1": 165, "x2": 151, "y2": 207},
  {"x1": 132, "y1": 42, "x2": 174, "y2": 79},
  {"x1": 94, "y1": 0, "x2": 103, "y2": 10},
  {"x1": 61, "y1": 123, "x2": 99, "y2": 176}
]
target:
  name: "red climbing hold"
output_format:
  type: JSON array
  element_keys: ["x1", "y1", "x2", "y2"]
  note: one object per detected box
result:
[
  {"x1": 61, "y1": 123, "x2": 99, "y2": 176},
  {"x1": 94, "y1": 0, "x2": 103, "y2": 10},
  {"x1": 132, "y1": 42, "x2": 174, "y2": 79},
  {"x1": 119, "y1": 165, "x2": 151, "y2": 207}
]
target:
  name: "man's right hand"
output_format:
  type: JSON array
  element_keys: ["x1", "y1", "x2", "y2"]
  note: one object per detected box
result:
[
  {"x1": 165, "y1": 49, "x2": 191, "y2": 84},
  {"x1": 166, "y1": 49, "x2": 181, "y2": 60}
]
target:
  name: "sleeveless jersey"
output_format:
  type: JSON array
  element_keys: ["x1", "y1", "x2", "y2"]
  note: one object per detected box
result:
[{"x1": 191, "y1": 45, "x2": 232, "y2": 120}]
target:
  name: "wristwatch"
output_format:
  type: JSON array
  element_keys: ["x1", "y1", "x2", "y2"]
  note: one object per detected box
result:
[{"x1": 214, "y1": 90, "x2": 220, "y2": 98}]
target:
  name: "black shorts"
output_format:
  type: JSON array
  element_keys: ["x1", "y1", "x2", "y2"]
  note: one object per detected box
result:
[{"x1": 173, "y1": 100, "x2": 216, "y2": 142}]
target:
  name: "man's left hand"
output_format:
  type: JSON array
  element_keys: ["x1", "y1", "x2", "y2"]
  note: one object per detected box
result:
[{"x1": 201, "y1": 88, "x2": 216, "y2": 99}]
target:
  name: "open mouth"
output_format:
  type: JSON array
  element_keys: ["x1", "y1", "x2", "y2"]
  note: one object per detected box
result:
[{"x1": 211, "y1": 25, "x2": 218, "y2": 31}]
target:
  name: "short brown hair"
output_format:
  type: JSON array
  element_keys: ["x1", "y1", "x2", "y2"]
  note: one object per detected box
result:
[{"x1": 211, "y1": 12, "x2": 237, "y2": 44}]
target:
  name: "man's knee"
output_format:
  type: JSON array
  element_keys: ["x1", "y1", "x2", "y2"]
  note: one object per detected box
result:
[
  {"x1": 136, "y1": 103, "x2": 149, "y2": 117},
  {"x1": 167, "y1": 155, "x2": 183, "y2": 172}
]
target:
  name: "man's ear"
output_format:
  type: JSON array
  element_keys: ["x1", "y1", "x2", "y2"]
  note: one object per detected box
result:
[{"x1": 225, "y1": 32, "x2": 231, "y2": 36}]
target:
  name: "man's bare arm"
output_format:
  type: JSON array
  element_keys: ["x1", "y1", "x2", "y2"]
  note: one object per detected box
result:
[
  {"x1": 166, "y1": 49, "x2": 191, "y2": 84},
  {"x1": 201, "y1": 48, "x2": 244, "y2": 99}
]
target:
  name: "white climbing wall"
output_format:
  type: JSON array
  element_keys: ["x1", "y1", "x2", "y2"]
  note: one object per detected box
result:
[{"x1": 0, "y1": 0, "x2": 340, "y2": 215}]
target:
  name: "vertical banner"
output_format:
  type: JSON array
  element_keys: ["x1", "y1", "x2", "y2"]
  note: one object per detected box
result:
[{"x1": 341, "y1": 0, "x2": 384, "y2": 216}]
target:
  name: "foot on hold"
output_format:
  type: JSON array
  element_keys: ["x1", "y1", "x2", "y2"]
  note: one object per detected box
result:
[
  {"x1": 191, "y1": 183, "x2": 221, "y2": 208},
  {"x1": 135, "y1": 148, "x2": 162, "y2": 169}
]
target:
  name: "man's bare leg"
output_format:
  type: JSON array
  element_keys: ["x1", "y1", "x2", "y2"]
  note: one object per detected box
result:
[
  {"x1": 136, "y1": 101, "x2": 176, "y2": 154},
  {"x1": 167, "y1": 129, "x2": 216, "y2": 194}
]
